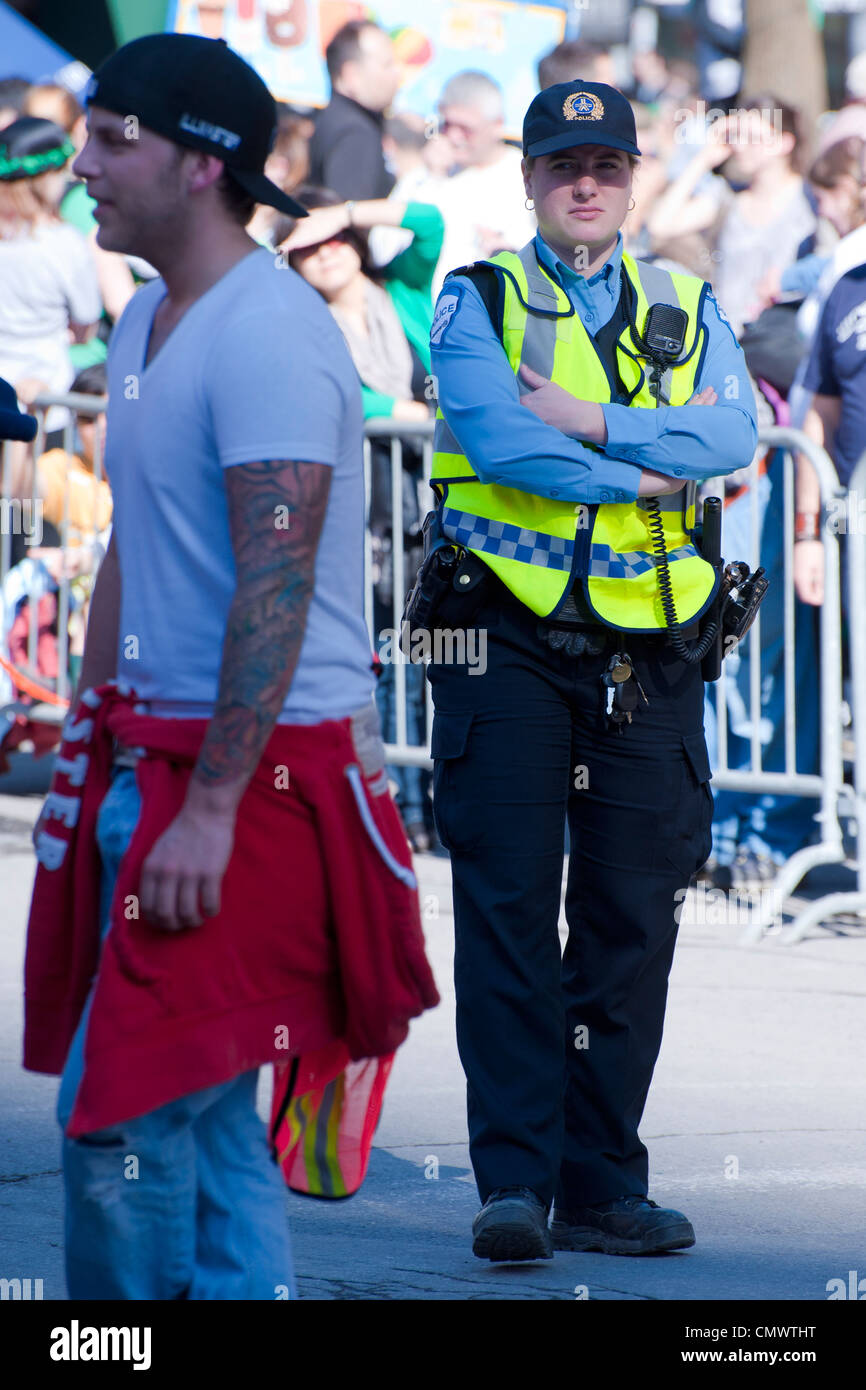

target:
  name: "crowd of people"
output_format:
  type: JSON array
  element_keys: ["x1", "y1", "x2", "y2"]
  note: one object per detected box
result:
[
  {"x1": 1, "y1": 15, "x2": 864, "y2": 1304},
  {"x1": 1, "y1": 20, "x2": 865, "y2": 871}
]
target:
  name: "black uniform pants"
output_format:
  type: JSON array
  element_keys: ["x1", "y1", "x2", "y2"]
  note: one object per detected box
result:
[{"x1": 426, "y1": 577, "x2": 713, "y2": 1210}]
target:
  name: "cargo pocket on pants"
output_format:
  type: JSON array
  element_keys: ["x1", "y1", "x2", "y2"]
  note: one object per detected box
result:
[
  {"x1": 430, "y1": 709, "x2": 479, "y2": 854},
  {"x1": 666, "y1": 731, "x2": 714, "y2": 877}
]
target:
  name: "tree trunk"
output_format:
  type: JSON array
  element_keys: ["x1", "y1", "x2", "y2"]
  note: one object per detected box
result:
[{"x1": 742, "y1": 0, "x2": 828, "y2": 154}]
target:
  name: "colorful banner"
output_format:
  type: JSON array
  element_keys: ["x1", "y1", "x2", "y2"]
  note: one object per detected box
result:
[
  {"x1": 167, "y1": 1, "x2": 567, "y2": 134},
  {"x1": 106, "y1": 0, "x2": 172, "y2": 47}
]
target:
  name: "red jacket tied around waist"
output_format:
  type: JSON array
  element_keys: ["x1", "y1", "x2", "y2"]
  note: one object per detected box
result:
[{"x1": 23, "y1": 684, "x2": 439, "y2": 1138}]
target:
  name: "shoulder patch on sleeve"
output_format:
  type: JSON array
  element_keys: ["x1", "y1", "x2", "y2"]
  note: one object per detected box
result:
[
  {"x1": 430, "y1": 285, "x2": 464, "y2": 346},
  {"x1": 706, "y1": 289, "x2": 732, "y2": 327},
  {"x1": 704, "y1": 287, "x2": 742, "y2": 347}
]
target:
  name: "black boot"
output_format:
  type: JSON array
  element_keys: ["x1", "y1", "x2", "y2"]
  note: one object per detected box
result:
[
  {"x1": 472, "y1": 1186, "x2": 554, "y2": 1262},
  {"x1": 551, "y1": 1194, "x2": 695, "y2": 1255}
]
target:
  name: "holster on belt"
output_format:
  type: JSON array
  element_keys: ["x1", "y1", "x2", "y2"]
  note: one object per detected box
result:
[{"x1": 400, "y1": 512, "x2": 490, "y2": 656}]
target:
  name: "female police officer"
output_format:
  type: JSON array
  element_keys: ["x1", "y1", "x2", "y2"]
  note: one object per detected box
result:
[{"x1": 426, "y1": 81, "x2": 758, "y2": 1262}]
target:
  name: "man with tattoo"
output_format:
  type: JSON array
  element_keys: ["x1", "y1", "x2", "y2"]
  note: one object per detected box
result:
[{"x1": 23, "y1": 35, "x2": 437, "y2": 1300}]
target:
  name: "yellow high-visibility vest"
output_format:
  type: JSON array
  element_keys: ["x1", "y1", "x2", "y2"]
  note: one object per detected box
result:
[{"x1": 431, "y1": 243, "x2": 718, "y2": 632}]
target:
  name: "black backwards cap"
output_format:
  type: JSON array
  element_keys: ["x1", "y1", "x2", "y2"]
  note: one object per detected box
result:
[
  {"x1": 0, "y1": 117, "x2": 76, "y2": 181},
  {"x1": 523, "y1": 80, "x2": 641, "y2": 159},
  {"x1": 85, "y1": 32, "x2": 308, "y2": 217}
]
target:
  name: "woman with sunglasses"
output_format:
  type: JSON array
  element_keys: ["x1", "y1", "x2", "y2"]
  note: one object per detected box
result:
[{"x1": 277, "y1": 188, "x2": 443, "y2": 423}]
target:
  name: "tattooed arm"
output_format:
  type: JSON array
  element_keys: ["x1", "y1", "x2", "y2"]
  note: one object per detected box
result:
[
  {"x1": 139, "y1": 459, "x2": 332, "y2": 931},
  {"x1": 194, "y1": 458, "x2": 331, "y2": 797}
]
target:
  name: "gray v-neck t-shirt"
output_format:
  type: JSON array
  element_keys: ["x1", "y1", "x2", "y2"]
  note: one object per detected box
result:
[{"x1": 106, "y1": 247, "x2": 375, "y2": 722}]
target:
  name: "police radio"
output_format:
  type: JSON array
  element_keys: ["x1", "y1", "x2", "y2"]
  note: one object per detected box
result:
[
  {"x1": 636, "y1": 303, "x2": 767, "y2": 678},
  {"x1": 643, "y1": 303, "x2": 689, "y2": 362}
]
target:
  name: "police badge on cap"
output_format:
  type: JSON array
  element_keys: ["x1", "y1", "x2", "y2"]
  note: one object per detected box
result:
[{"x1": 563, "y1": 91, "x2": 605, "y2": 121}]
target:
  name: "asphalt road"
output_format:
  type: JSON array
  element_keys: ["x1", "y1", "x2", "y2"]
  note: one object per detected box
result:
[{"x1": 2, "y1": 784, "x2": 865, "y2": 1302}]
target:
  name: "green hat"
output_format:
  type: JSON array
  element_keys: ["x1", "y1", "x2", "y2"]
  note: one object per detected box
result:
[{"x1": 0, "y1": 116, "x2": 75, "y2": 181}]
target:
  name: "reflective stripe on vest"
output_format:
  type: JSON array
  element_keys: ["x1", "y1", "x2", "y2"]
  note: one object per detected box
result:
[
  {"x1": 442, "y1": 503, "x2": 694, "y2": 578},
  {"x1": 431, "y1": 245, "x2": 716, "y2": 631},
  {"x1": 442, "y1": 505, "x2": 574, "y2": 570}
]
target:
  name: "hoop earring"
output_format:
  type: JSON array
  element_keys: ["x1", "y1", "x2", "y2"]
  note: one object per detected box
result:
[
  {"x1": 628, "y1": 197, "x2": 636, "y2": 212},
  {"x1": 525, "y1": 196, "x2": 535, "y2": 211}
]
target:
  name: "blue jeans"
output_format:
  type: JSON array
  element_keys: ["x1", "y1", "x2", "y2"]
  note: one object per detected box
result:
[{"x1": 57, "y1": 767, "x2": 297, "y2": 1300}]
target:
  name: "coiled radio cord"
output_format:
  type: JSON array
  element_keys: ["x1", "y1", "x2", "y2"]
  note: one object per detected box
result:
[{"x1": 644, "y1": 495, "x2": 718, "y2": 664}]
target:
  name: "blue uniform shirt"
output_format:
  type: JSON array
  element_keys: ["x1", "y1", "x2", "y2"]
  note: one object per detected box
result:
[{"x1": 430, "y1": 231, "x2": 758, "y2": 504}]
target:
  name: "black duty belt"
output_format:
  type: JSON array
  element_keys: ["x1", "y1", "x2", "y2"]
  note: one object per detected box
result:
[
  {"x1": 535, "y1": 624, "x2": 606, "y2": 656},
  {"x1": 535, "y1": 582, "x2": 607, "y2": 654},
  {"x1": 534, "y1": 580, "x2": 699, "y2": 654}
]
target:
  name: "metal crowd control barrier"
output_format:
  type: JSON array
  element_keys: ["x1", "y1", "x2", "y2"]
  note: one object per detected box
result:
[
  {"x1": 4, "y1": 405, "x2": 863, "y2": 942},
  {"x1": 363, "y1": 416, "x2": 436, "y2": 770},
  {"x1": 0, "y1": 390, "x2": 107, "y2": 741},
  {"x1": 364, "y1": 420, "x2": 865, "y2": 944},
  {"x1": 703, "y1": 428, "x2": 865, "y2": 942},
  {"x1": 775, "y1": 445, "x2": 866, "y2": 943}
]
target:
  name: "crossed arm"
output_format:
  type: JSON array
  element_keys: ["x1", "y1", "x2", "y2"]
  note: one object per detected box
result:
[
  {"x1": 431, "y1": 277, "x2": 744, "y2": 501},
  {"x1": 518, "y1": 365, "x2": 717, "y2": 496}
]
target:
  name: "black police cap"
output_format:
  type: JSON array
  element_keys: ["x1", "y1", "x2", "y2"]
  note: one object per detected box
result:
[
  {"x1": 86, "y1": 33, "x2": 308, "y2": 218},
  {"x1": 523, "y1": 81, "x2": 641, "y2": 160}
]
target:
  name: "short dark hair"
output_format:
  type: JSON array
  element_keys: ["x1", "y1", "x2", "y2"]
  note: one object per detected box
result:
[
  {"x1": 216, "y1": 168, "x2": 257, "y2": 226},
  {"x1": 165, "y1": 143, "x2": 257, "y2": 225},
  {"x1": 71, "y1": 363, "x2": 107, "y2": 398},
  {"x1": 537, "y1": 40, "x2": 606, "y2": 92},
  {"x1": 325, "y1": 20, "x2": 379, "y2": 83},
  {"x1": 809, "y1": 135, "x2": 866, "y2": 189},
  {"x1": 739, "y1": 93, "x2": 805, "y2": 174}
]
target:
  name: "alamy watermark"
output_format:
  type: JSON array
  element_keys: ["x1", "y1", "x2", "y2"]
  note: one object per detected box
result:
[
  {"x1": 1, "y1": 1276, "x2": 43, "y2": 1299},
  {"x1": 674, "y1": 101, "x2": 785, "y2": 146},
  {"x1": 378, "y1": 622, "x2": 487, "y2": 674},
  {"x1": 49, "y1": 1321, "x2": 151, "y2": 1370},
  {"x1": 826, "y1": 492, "x2": 866, "y2": 535},
  {"x1": 675, "y1": 881, "x2": 784, "y2": 928},
  {"x1": 827, "y1": 1270, "x2": 866, "y2": 1299},
  {"x1": 0, "y1": 498, "x2": 42, "y2": 545}
]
